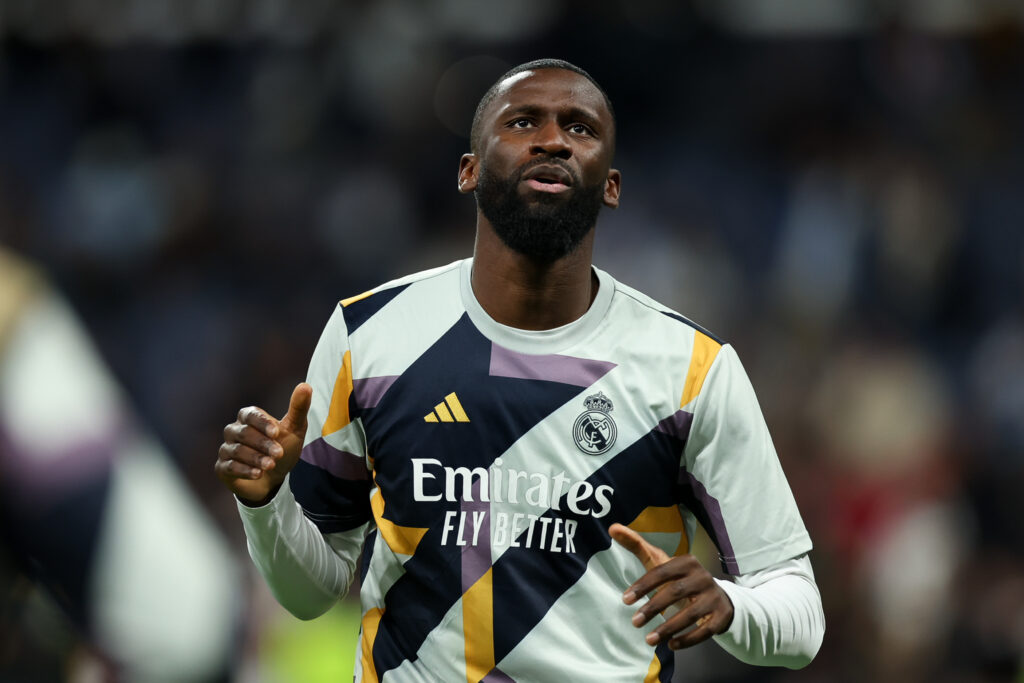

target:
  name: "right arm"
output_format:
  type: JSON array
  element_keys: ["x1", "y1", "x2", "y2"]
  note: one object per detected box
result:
[{"x1": 216, "y1": 305, "x2": 371, "y2": 619}]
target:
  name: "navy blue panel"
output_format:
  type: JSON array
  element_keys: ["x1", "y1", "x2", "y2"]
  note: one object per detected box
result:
[
  {"x1": 362, "y1": 314, "x2": 587, "y2": 677},
  {"x1": 660, "y1": 310, "x2": 724, "y2": 345},
  {"x1": 0, "y1": 469, "x2": 111, "y2": 630},
  {"x1": 490, "y1": 428, "x2": 681, "y2": 662},
  {"x1": 359, "y1": 529, "x2": 377, "y2": 584},
  {"x1": 341, "y1": 284, "x2": 410, "y2": 335},
  {"x1": 656, "y1": 642, "x2": 674, "y2": 682},
  {"x1": 290, "y1": 459, "x2": 372, "y2": 533}
]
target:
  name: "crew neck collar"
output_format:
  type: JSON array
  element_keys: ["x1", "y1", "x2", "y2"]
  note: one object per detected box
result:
[{"x1": 459, "y1": 258, "x2": 614, "y2": 355}]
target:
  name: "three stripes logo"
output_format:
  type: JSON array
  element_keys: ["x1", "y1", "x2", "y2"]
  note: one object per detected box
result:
[{"x1": 423, "y1": 392, "x2": 470, "y2": 423}]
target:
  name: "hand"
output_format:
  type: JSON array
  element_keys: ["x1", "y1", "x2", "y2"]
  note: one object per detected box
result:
[
  {"x1": 609, "y1": 522, "x2": 734, "y2": 650},
  {"x1": 215, "y1": 383, "x2": 312, "y2": 506}
]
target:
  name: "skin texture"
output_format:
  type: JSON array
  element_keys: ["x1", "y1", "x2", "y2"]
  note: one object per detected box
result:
[
  {"x1": 215, "y1": 66, "x2": 734, "y2": 651},
  {"x1": 458, "y1": 68, "x2": 620, "y2": 330}
]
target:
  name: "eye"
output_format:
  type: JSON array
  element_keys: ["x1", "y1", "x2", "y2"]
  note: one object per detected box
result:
[
  {"x1": 568, "y1": 123, "x2": 593, "y2": 136},
  {"x1": 510, "y1": 118, "x2": 533, "y2": 129}
]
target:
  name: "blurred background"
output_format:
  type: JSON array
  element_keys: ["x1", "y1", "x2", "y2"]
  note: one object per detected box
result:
[{"x1": 1, "y1": 0, "x2": 1023, "y2": 681}]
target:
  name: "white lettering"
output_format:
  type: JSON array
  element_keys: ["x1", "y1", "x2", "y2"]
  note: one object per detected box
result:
[
  {"x1": 564, "y1": 520, "x2": 577, "y2": 552},
  {"x1": 524, "y1": 514, "x2": 538, "y2": 546},
  {"x1": 549, "y1": 519, "x2": 563, "y2": 552},
  {"x1": 525, "y1": 474, "x2": 548, "y2": 507},
  {"x1": 490, "y1": 458, "x2": 504, "y2": 503},
  {"x1": 441, "y1": 510, "x2": 458, "y2": 545},
  {"x1": 537, "y1": 517, "x2": 552, "y2": 550},
  {"x1": 566, "y1": 481, "x2": 594, "y2": 515},
  {"x1": 493, "y1": 510, "x2": 508, "y2": 546},
  {"x1": 592, "y1": 485, "x2": 614, "y2": 518},
  {"x1": 456, "y1": 511, "x2": 467, "y2": 546},
  {"x1": 446, "y1": 466, "x2": 490, "y2": 502},
  {"x1": 510, "y1": 513, "x2": 525, "y2": 547},
  {"x1": 549, "y1": 472, "x2": 570, "y2": 510},
  {"x1": 471, "y1": 510, "x2": 487, "y2": 545},
  {"x1": 413, "y1": 458, "x2": 442, "y2": 501},
  {"x1": 507, "y1": 469, "x2": 528, "y2": 504}
]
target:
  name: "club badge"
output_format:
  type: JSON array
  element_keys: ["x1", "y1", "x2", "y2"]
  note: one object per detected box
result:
[{"x1": 573, "y1": 391, "x2": 617, "y2": 455}]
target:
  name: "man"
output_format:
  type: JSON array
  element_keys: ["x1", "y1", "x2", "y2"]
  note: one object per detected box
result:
[{"x1": 217, "y1": 59, "x2": 824, "y2": 682}]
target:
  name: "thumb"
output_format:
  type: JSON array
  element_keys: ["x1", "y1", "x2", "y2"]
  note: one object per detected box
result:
[
  {"x1": 609, "y1": 522, "x2": 669, "y2": 571},
  {"x1": 280, "y1": 382, "x2": 313, "y2": 436}
]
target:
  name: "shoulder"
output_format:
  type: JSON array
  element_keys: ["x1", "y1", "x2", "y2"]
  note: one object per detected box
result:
[
  {"x1": 600, "y1": 266, "x2": 725, "y2": 345},
  {"x1": 336, "y1": 259, "x2": 466, "y2": 335}
]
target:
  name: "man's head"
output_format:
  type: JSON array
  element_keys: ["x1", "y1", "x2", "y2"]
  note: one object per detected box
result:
[{"x1": 458, "y1": 59, "x2": 621, "y2": 263}]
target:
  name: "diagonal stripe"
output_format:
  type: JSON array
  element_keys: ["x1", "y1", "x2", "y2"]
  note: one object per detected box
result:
[
  {"x1": 360, "y1": 607, "x2": 384, "y2": 683},
  {"x1": 462, "y1": 479, "x2": 491, "y2": 592},
  {"x1": 654, "y1": 410, "x2": 694, "y2": 443},
  {"x1": 644, "y1": 652, "x2": 661, "y2": 683},
  {"x1": 680, "y1": 332, "x2": 721, "y2": 409},
  {"x1": 300, "y1": 437, "x2": 369, "y2": 481},
  {"x1": 424, "y1": 413, "x2": 438, "y2": 423},
  {"x1": 435, "y1": 402, "x2": 454, "y2": 422},
  {"x1": 341, "y1": 289, "x2": 374, "y2": 307},
  {"x1": 628, "y1": 505, "x2": 684, "y2": 533},
  {"x1": 678, "y1": 468, "x2": 737, "y2": 574},
  {"x1": 488, "y1": 344, "x2": 616, "y2": 387},
  {"x1": 629, "y1": 506, "x2": 690, "y2": 558},
  {"x1": 370, "y1": 487, "x2": 428, "y2": 556},
  {"x1": 445, "y1": 392, "x2": 470, "y2": 422},
  {"x1": 322, "y1": 350, "x2": 353, "y2": 436},
  {"x1": 352, "y1": 375, "x2": 399, "y2": 410},
  {"x1": 463, "y1": 568, "x2": 494, "y2": 683}
]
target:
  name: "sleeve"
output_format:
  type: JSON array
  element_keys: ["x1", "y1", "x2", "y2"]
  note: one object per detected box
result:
[
  {"x1": 679, "y1": 342, "x2": 813, "y2": 575},
  {"x1": 289, "y1": 303, "x2": 373, "y2": 533},
  {"x1": 238, "y1": 303, "x2": 374, "y2": 619},
  {"x1": 712, "y1": 554, "x2": 825, "y2": 668}
]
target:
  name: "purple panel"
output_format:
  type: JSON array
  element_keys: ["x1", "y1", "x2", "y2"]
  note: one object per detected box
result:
[
  {"x1": 461, "y1": 478, "x2": 492, "y2": 592},
  {"x1": 655, "y1": 410, "x2": 694, "y2": 442},
  {"x1": 0, "y1": 420, "x2": 118, "y2": 509},
  {"x1": 677, "y1": 469, "x2": 739, "y2": 575},
  {"x1": 482, "y1": 668, "x2": 517, "y2": 683},
  {"x1": 489, "y1": 344, "x2": 616, "y2": 387},
  {"x1": 300, "y1": 437, "x2": 369, "y2": 481},
  {"x1": 352, "y1": 375, "x2": 398, "y2": 410}
]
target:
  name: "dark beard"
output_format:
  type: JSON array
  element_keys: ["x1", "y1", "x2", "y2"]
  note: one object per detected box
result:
[{"x1": 475, "y1": 159, "x2": 606, "y2": 262}]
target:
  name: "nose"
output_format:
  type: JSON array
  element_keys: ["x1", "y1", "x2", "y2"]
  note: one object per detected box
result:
[{"x1": 529, "y1": 121, "x2": 571, "y2": 159}]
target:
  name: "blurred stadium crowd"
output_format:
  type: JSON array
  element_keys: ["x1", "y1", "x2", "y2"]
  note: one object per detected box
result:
[{"x1": 1, "y1": 1, "x2": 1023, "y2": 681}]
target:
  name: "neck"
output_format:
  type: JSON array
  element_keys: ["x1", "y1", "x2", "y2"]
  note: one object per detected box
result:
[{"x1": 471, "y1": 219, "x2": 598, "y2": 331}]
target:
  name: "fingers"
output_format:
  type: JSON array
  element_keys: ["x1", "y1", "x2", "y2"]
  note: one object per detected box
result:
[
  {"x1": 236, "y1": 405, "x2": 280, "y2": 439},
  {"x1": 280, "y1": 383, "x2": 313, "y2": 436},
  {"x1": 649, "y1": 593, "x2": 732, "y2": 649},
  {"x1": 610, "y1": 523, "x2": 669, "y2": 574},
  {"x1": 612, "y1": 523, "x2": 735, "y2": 650},
  {"x1": 217, "y1": 403, "x2": 285, "y2": 485}
]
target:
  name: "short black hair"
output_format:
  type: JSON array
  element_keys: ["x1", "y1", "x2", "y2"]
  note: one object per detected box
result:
[{"x1": 469, "y1": 58, "x2": 615, "y2": 154}]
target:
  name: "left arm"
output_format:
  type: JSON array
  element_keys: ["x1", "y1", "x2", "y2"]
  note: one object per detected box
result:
[{"x1": 611, "y1": 524, "x2": 823, "y2": 668}]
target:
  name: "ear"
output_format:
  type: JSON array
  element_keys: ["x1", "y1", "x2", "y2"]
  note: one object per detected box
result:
[
  {"x1": 602, "y1": 168, "x2": 622, "y2": 209},
  {"x1": 458, "y1": 154, "x2": 479, "y2": 194}
]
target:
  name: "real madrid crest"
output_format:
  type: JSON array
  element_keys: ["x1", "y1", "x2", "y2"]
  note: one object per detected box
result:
[{"x1": 573, "y1": 391, "x2": 617, "y2": 455}]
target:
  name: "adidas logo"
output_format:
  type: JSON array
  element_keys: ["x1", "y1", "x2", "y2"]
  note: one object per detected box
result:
[{"x1": 424, "y1": 392, "x2": 470, "y2": 423}]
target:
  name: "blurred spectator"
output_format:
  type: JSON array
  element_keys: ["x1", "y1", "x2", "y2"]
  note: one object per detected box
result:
[
  {"x1": 1, "y1": 4, "x2": 1022, "y2": 680},
  {"x1": 0, "y1": 248, "x2": 240, "y2": 681}
]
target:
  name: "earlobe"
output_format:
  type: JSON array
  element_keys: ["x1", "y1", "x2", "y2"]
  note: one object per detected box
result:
[
  {"x1": 458, "y1": 154, "x2": 479, "y2": 194},
  {"x1": 603, "y1": 169, "x2": 622, "y2": 209}
]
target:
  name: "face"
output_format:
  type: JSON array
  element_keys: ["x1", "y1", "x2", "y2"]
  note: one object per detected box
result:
[{"x1": 458, "y1": 69, "x2": 621, "y2": 262}]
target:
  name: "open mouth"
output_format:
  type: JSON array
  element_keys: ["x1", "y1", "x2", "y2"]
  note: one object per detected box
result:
[
  {"x1": 525, "y1": 177, "x2": 570, "y2": 193},
  {"x1": 522, "y1": 165, "x2": 573, "y2": 193}
]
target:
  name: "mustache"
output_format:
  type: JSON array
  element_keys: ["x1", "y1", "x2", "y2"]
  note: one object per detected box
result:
[{"x1": 514, "y1": 157, "x2": 580, "y2": 186}]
